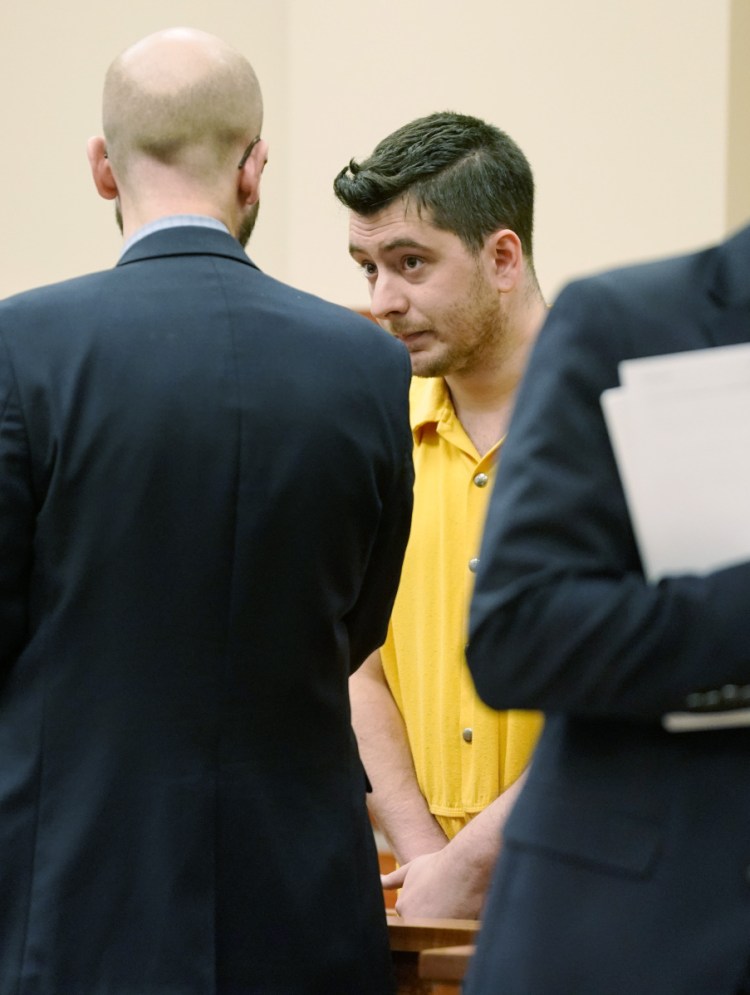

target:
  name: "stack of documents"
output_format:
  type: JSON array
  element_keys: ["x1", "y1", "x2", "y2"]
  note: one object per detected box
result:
[
  {"x1": 601, "y1": 343, "x2": 750, "y2": 732},
  {"x1": 601, "y1": 342, "x2": 750, "y2": 583}
]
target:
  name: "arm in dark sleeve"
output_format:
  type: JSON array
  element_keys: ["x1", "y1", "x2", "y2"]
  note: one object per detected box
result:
[
  {"x1": 467, "y1": 277, "x2": 750, "y2": 722},
  {"x1": 0, "y1": 333, "x2": 34, "y2": 679},
  {"x1": 345, "y1": 348, "x2": 414, "y2": 671}
]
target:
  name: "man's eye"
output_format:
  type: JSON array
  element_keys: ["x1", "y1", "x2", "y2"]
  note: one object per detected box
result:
[
  {"x1": 360, "y1": 262, "x2": 377, "y2": 278},
  {"x1": 403, "y1": 256, "x2": 423, "y2": 271}
]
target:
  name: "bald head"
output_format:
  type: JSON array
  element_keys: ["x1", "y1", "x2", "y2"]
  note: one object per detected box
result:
[{"x1": 103, "y1": 27, "x2": 263, "y2": 183}]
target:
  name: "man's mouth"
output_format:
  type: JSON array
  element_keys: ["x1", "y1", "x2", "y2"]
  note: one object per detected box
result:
[{"x1": 393, "y1": 328, "x2": 432, "y2": 348}]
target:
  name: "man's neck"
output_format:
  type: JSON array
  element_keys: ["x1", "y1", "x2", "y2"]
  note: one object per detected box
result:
[
  {"x1": 121, "y1": 205, "x2": 231, "y2": 241},
  {"x1": 117, "y1": 176, "x2": 237, "y2": 242},
  {"x1": 119, "y1": 214, "x2": 231, "y2": 258},
  {"x1": 445, "y1": 294, "x2": 548, "y2": 456}
]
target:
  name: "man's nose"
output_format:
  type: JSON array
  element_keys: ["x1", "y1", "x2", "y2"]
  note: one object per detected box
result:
[{"x1": 370, "y1": 275, "x2": 408, "y2": 321}]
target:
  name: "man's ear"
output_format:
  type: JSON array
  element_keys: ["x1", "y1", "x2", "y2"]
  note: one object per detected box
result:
[
  {"x1": 237, "y1": 138, "x2": 268, "y2": 206},
  {"x1": 87, "y1": 136, "x2": 119, "y2": 201},
  {"x1": 486, "y1": 229, "x2": 524, "y2": 292}
]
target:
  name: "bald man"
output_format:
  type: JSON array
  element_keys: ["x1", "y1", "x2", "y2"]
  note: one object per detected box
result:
[{"x1": 0, "y1": 28, "x2": 412, "y2": 994}]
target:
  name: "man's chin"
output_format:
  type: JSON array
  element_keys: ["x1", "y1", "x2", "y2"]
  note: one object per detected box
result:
[{"x1": 410, "y1": 353, "x2": 448, "y2": 379}]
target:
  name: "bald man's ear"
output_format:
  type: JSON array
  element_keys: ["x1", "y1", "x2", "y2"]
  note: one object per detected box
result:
[
  {"x1": 87, "y1": 136, "x2": 119, "y2": 201},
  {"x1": 237, "y1": 137, "x2": 268, "y2": 206}
]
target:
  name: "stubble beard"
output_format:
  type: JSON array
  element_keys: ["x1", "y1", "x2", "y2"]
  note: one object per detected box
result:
[
  {"x1": 238, "y1": 202, "x2": 260, "y2": 248},
  {"x1": 413, "y1": 272, "x2": 506, "y2": 380}
]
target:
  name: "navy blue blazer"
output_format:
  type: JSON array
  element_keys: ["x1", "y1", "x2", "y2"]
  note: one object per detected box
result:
[
  {"x1": 0, "y1": 226, "x2": 413, "y2": 994},
  {"x1": 465, "y1": 224, "x2": 750, "y2": 995}
]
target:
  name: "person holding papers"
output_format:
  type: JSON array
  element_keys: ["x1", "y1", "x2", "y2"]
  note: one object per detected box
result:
[{"x1": 462, "y1": 223, "x2": 750, "y2": 995}]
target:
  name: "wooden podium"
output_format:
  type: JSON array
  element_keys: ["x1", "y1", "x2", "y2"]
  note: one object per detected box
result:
[{"x1": 387, "y1": 914, "x2": 478, "y2": 994}]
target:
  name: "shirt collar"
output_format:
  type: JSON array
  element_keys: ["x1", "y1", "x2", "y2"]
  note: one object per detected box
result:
[
  {"x1": 410, "y1": 375, "x2": 505, "y2": 463},
  {"x1": 410, "y1": 376, "x2": 456, "y2": 437},
  {"x1": 120, "y1": 215, "x2": 230, "y2": 258}
]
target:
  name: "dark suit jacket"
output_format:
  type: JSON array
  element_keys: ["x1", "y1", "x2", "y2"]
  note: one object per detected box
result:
[
  {"x1": 0, "y1": 226, "x2": 413, "y2": 995},
  {"x1": 465, "y1": 224, "x2": 750, "y2": 995}
]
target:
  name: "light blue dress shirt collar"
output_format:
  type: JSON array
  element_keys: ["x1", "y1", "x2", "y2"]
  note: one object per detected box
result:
[{"x1": 120, "y1": 215, "x2": 230, "y2": 258}]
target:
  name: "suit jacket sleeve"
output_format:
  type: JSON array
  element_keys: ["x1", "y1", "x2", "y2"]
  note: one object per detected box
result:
[
  {"x1": 467, "y1": 275, "x2": 750, "y2": 722},
  {"x1": 345, "y1": 347, "x2": 414, "y2": 671},
  {"x1": 0, "y1": 332, "x2": 34, "y2": 679}
]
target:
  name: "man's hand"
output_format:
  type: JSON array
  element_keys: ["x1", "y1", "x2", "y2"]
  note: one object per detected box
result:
[
  {"x1": 380, "y1": 770, "x2": 531, "y2": 919},
  {"x1": 381, "y1": 845, "x2": 487, "y2": 919}
]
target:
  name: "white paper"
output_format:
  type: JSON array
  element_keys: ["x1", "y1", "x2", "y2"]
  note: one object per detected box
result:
[
  {"x1": 601, "y1": 343, "x2": 750, "y2": 732},
  {"x1": 662, "y1": 707, "x2": 750, "y2": 732},
  {"x1": 601, "y1": 343, "x2": 750, "y2": 582}
]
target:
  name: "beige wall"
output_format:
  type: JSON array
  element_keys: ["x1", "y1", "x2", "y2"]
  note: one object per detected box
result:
[
  {"x1": 1, "y1": 1, "x2": 746, "y2": 306},
  {"x1": 0, "y1": 2, "x2": 289, "y2": 297},
  {"x1": 728, "y1": 0, "x2": 750, "y2": 230}
]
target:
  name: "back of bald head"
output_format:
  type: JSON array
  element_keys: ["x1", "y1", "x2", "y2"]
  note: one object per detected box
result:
[{"x1": 103, "y1": 27, "x2": 262, "y2": 183}]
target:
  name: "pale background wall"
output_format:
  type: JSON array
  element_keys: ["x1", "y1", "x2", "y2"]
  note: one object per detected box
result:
[{"x1": 1, "y1": 0, "x2": 747, "y2": 307}]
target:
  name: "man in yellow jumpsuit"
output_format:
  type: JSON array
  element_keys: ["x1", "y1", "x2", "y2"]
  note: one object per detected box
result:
[{"x1": 334, "y1": 112, "x2": 546, "y2": 918}]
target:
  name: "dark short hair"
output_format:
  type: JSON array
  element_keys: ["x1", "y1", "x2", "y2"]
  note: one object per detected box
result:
[{"x1": 333, "y1": 111, "x2": 535, "y2": 258}]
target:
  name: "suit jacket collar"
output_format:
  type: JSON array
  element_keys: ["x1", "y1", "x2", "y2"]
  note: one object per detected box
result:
[
  {"x1": 709, "y1": 222, "x2": 750, "y2": 308},
  {"x1": 699, "y1": 223, "x2": 750, "y2": 348},
  {"x1": 116, "y1": 225, "x2": 259, "y2": 272}
]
